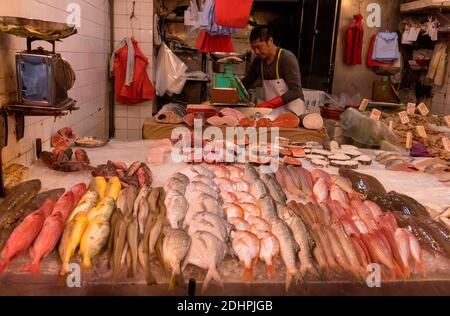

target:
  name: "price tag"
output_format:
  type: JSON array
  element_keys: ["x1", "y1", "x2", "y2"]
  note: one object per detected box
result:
[
  {"x1": 445, "y1": 115, "x2": 450, "y2": 128},
  {"x1": 388, "y1": 120, "x2": 394, "y2": 131},
  {"x1": 417, "y1": 103, "x2": 429, "y2": 116},
  {"x1": 399, "y1": 111, "x2": 410, "y2": 124},
  {"x1": 443, "y1": 137, "x2": 450, "y2": 152},
  {"x1": 406, "y1": 132, "x2": 413, "y2": 149},
  {"x1": 416, "y1": 125, "x2": 427, "y2": 138},
  {"x1": 370, "y1": 109, "x2": 381, "y2": 121},
  {"x1": 359, "y1": 99, "x2": 370, "y2": 112},
  {"x1": 406, "y1": 103, "x2": 416, "y2": 115}
]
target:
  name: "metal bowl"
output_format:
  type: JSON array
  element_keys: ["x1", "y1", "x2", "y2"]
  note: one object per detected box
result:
[
  {"x1": 75, "y1": 137, "x2": 109, "y2": 148},
  {"x1": 0, "y1": 16, "x2": 77, "y2": 40},
  {"x1": 210, "y1": 52, "x2": 247, "y2": 61}
]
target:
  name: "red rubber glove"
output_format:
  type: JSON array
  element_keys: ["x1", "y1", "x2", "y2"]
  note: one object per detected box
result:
[{"x1": 256, "y1": 96, "x2": 284, "y2": 109}]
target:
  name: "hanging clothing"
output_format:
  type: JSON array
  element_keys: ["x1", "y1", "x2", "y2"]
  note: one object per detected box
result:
[
  {"x1": 113, "y1": 37, "x2": 154, "y2": 105},
  {"x1": 215, "y1": 0, "x2": 253, "y2": 28},
  {"x1": 427, "y1": 42, "x2": 447, "y2": 86},
  {"x1": 197, "y1": 0, "x2": 240, "y2": 35},
  {"x1": 345, "y1": 14, "x2": 364, "y2": 65},
  {"x1": 372, "y1": 32, "x2": 401, "y2": 62},
  {"x1": 367, "y1": 35, "x2": 397, "y2": 67}
]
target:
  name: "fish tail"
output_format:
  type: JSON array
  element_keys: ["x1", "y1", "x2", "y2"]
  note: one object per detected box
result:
[
  {"x1": 285, "y1": 272, "x2": 294, "y2": 292},
  {"x1": 60, "y1": 261, "x2": 68, "y2": 276},
  {"x1": 243, "y1": 267, "x2": 253, "y2": 282},
  {"x1": 145, "y1": 269, "x2": 157, "y2": 286},
  {"x1": 414, "y1": 260, "x2": 425, "y2": 275},
  {"x1": 0, "y1": 257, "x2": 11, "y2": 274},
  {"x1": 169, "y1": 272, "x2": 177, "y2": 290},
  {"x1": 202, "y1": 268, "x2": 223, "y2": 293},
  {"x1": 266, "y1": 263, "x2": 277, "y2": 280},
  {"x1": 23, "y1": 259, "x2": 41, "y2": 275},
  {"x1": 81, "y1": 256, "x2": 92, "y2": 271}
]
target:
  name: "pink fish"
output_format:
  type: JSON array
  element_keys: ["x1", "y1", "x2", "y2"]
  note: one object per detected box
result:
[
  {"x1": 394, "y1": 228, "x2": 411, "y2": 279},
  {"x1": 352, "y1": 214, "x2": 369, "y2": 234},
  {"x1": 0, "y1": 199, "x2": 55, "y2": 273},
  {"x1": 312, "y1": 169, "x2": 333, "y2": 187},
  {"x1": 23, "y1": 212, "x2": 65, "y2": 275},
  {"x1": 235, "y1": 191, "x2": 257, "y2": 204},
  {"x1": 51, "y1": 190, "x2": 74, "y2": 223},
  {"x1": 231, "y1": 178, "x2": 250, "y2": 192},
  {"x1": 408, "y1": 231, "x2": 424, "y2": 274},
  {"x1": 364, "y1": 201, "x2": 383, "y2": 219},
  {"x1": 380, "y1": 227, "x2": 409, "y2": 279},
  {"x1": 349, "y1": 234, "x2": 371, "y2": 269},
  {"x1": 296, "y1": 167, "x2": 314, "y2": 197},
  {"x1": 222, "y1": 191, "x2": 237, "y2": 204},
  {"x1": 377, "y1": 212, "x2": 398, "y2": 233},
  {"x1": 352, "y1": 200, "x2": 378, "y2": 231},
  {"x1": 329, "y1": 184, "x2": 350, "y2": 209},
  {"x1": 339, "y1": 215, "x2": 360, "y2": 236},
  {"x1": 313, "y1": 178, "x2": 328, "y2": 203},
  {"x1": 227, "y1": 165, "x2": 243, "y2": 179},
  {"x1": 70, "y1": 183, "x2": 87, "y2": 208},
  {"x1": 361, "y1": 231, "x2": 397, "y2": 279},
  {"x1": 214, "y1": 177, "x2": 236, "y2": 193}
]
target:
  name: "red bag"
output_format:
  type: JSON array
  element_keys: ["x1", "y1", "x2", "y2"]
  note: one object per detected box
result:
[
  {"x1": 215, "y1": 0, "x2": 253, "y2": 28},
  {"x1": 367, "y1": 35, "x2": 396, "y2": 67}
]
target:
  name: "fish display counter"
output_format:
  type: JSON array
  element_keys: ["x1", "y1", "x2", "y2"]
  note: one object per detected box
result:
[{"x1": 0, "y1": 139, "x2": 449, "y2": 296}]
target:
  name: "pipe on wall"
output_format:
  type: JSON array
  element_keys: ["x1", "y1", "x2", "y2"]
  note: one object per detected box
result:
[{"x1": 108, "y1": 0, "x2": 115, "y2": 138}]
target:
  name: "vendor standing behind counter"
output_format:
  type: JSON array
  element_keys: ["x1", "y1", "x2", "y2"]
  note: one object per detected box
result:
[{"x1": 242, "y1": 26, "x2": 306, "y2": 120}]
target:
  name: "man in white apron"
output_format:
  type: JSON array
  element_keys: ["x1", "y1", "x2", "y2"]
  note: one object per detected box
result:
[{"x1": 242, "y1": 26, "x2": 306, "y2": 120}]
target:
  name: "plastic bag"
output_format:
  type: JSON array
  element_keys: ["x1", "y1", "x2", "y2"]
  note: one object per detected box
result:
[
  {"x1": 340, "y1": 108, "x2": 401, "y2": 148},
  {"x1": 155, "y1": 42, "x2": 188, "y2": 96}
]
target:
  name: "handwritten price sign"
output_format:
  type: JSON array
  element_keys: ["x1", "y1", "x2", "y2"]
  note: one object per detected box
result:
[
  {"x1": 417, "y1": 103, "x2": 429, "y2": 116},
  {"x1": 406, "y1": 103, "x2": 416, "y2": 115},
  {"x1": 399, "y1": 111, "x2": 410, "y2": 124},
  {"x1": 370, "y1": 109, "x2": 381, "y2": 121}
]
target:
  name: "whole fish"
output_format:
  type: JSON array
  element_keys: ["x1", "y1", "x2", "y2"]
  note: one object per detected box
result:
[
  {"x1": 225, "y1": 203, "x2": 244, "y2": 219},
  {"x1": 232, "y1": 231, "x2": 260, "y2": 281},
  {"x1": 52, "y1": 190, "x2": 75, "y2": 223},
  {"x1": 67, "y1": 191, "x2": 98, "y2": 222},
  {"x1": 191, "y1": 165, "x2": 215, "y2": 178},
  {"x1": 112, "y1": 213, "x2": 131, "y2": 281},
  {"x1": 312, "y1": 169, "x2": 333, "y2": 187},
  {"x1": 86, "y1": 196, "x2": 115, "y2": 221},
  {"x1": 127, "y1": 216, "x2": 139, "y2": 277},
  {"x1": 138, "y1": 197, "x2": 150, "y2": 238},
  {"x1": 338, "y1": 169, "x2": 387, "y2": 195},
  {"x1": 386, "y1": 191, "x2": 429, "y2": 217},
  {"x1": 22, "y1": 189, "x2": 65, "y2": 217},
  {"x1": 188, "y1": 212, "x2": 229, "y2": 242},
  {"x1": 147, "y1": 187, "x2": 162, "y2": 213},
  {"x1": 329, "y1": 185, "x2": 350, "y2": 209},
  {"x1": 163, "y1": 229, "x2": 191, "y2": 289},
  {"x1": 0, "y1": 180, "x2": 41, "y2": 231},
  {"x1": 222, "y1": 191, "x2": 237, "y2": 204},
  {"x1": 166, "y1": 190, "x2": 189, "y2": 229},
  {"x1": 313, "y1": 178, "x2": 328, "y2": 203},
  {"x1": 70, "y1": 183, "x2": 88, "y2": 208},
  {"x1": 394, "y1": 228, "x2": 411, "y2": 279},
  {"x1": 79, "y1": 214, "x2": 111, "y2": 270},
  {"x1": 58, "y1": 212, "x2": 89, "y2": 275},
  {"x1": 296, "y1": 167, "x2": 314, "y2": 198},
  {"x1": 283, "y1": 166, "x2": 304, "y2": 197},
  {"x1": 278, "y1": 204, "x2": 319, "y2": 279},
  {"x1": 182, "y1": 231, "x2": 226, "y2": 292},
  {"x1": 0, "y1": 199, "x2": 54, "y2": 273},
  {"x1": 250, "y1": 179, "x2": 269, "y2": 200},
  {"x1": 243, "y1": 164, "x2": 260, "y2": 183},
  {"x1": 192, "y1": 175, "x2": 219, "y2": 192},
  {"x1": 258, "y1": 195, "x2": 279, "y2": 224},
  {"x1": 261, "y1": 174, "x2": 287, "y2": 204},
  {"x1": 138, "y1": 239, "x2": 156, "y2": 285},
  {"x1": 271, "y1": 219, "x2": 299, "y2": 291},
  {"x1": 106, "y1": 176, "x2": 122, "y2": 201},
  {"x1": 228, "y1": 217, "x2": 251, "y2": 232},
  {"x1": 235, "y1": 191, "x2": 258, "y2": 204},
  {"x1": 360, "y1": 231, "x2": 397, "y2": 279},
  {"x1": 23, "y1": 212, "x2": 64, "y2": 275},
  {"x1": 89, "y1": 177, "x2": 107, "y2": 200},
  {"x1": 258, "y1": 231, "x2": 280, "y2": 280},
  {"x1": 107, "y1": 210, "x2": 122, "y2": 269},
  {"x1": 117, "y1": 186, "x2": 137, "y2": 215},
  {"x1": 133, "y1": 185, "x2": 150, "y2": 217},
  {"x1": 247, "y1": 215, "x2": 271, "y2": 234},
  {"x1": 231, "y1": 178, "x2": 250, "y2": 192},
  {"x1": 311, "y1": 224, "x2": 341, "y2": 274},
  {"x1": 186, "y1": 181, "x2": 220, "y2": 200},
  {"x1": 241, "y1": 203, "x2": 262, "y2": 220},
  {"x1": 330, "y1": 175, "x2": 354, "y2": 194},
  {"x1": 408, "y1": 231, "x2": 424, "y2": 273}
]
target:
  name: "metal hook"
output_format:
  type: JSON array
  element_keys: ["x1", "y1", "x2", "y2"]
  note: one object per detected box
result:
[{"x1": 130, "y1": 1, "x2": 137, "y2": 38}]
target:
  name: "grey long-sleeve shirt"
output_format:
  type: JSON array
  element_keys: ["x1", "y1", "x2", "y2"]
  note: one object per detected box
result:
[{"x1": 242, "y1": 48, "x2": 305, "y2": 104}]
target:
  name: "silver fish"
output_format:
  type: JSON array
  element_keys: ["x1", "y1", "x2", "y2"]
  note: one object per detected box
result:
[
  {"x1": 258, "y1": 195, "x2": 279, "y2": 224},
  {"x1": 165, "y1": 190, "x2": 189, "y2": 229},
  {"x1": 188, "y1": 212, "x2": 229, "y2": 242},
  {"x1": 261, "y1": 173, "x2": 287, "y2": 204},
  {"x1": 162, "y1": 229, "x2": 191, "y2": 290}
]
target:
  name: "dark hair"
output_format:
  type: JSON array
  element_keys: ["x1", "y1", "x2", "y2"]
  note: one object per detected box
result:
[{"x1": 249, "y1": 26, "x2": 274, "y2": 43}]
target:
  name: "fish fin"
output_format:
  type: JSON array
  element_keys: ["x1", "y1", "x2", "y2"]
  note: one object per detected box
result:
[
  {"x1": 155, "y1": 236, "x2": 167, "y2": 277},
  {"x1": 22, "y1": 260, "x2": 41, "y2": 275},
  {"x1": 202, "y1": 268, "x2": 222, "y2": 293},
  {"x1": 81, "y1": 256, "x2": 92, "y2": 271},
  {"x1": 0, "y1": 258, "x2": 11, "y2": 274},
  {"x1": 266, "y1": 263, "x2": 277, "y2": 280},
  {"x1": 414, "y1": 260, "x2": 425, "y2": 275},
  {"x1": 285, "y1": 272, "x2": 294, "y2": 292},
  {"x1": 168, "y1": 272, "x2": 179, "y2": 290},
  {"x1": 300, "y1": 263, "x2": 321, "y2": 281}
]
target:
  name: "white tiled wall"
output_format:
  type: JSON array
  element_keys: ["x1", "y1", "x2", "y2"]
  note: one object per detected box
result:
[
  {"x1": 0, "y1": 0, "x2": 110, "y2": 167},
  {"x1": 113, "y1": 0, "x2": 154, "y2": 141},
  {"x1": 431, "y1": 39, "x2": 450, "y2": 115}
]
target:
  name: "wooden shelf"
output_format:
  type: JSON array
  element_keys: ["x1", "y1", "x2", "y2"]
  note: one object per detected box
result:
[
  {"x1": 5, "y1": 98, "x2": 78, "y2": 117},
  {"x1": 401, "y1": 0, "x2": 450, "y2": 13}
]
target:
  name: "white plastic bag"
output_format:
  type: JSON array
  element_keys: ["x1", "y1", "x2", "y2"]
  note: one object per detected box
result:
[{"x1": 155, "y1": 42, "x2": 188, "y2": 96}]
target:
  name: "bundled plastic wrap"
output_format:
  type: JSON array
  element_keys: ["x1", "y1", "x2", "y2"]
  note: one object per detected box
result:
[
  {"x1": 155, "y1": 43, "x2": 188, "y2": 96},
  {"x1": 340, "y1": 108, "x2": 401, "y2": 148}
]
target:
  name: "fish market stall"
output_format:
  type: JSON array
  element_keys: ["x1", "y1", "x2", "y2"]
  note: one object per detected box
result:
[{"x1": 0, "y1": 139, "x2": 449, "y2": 296}]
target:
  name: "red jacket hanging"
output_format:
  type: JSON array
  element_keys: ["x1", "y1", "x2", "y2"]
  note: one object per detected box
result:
[
  {"x1": 345, "y1": 14, "x2": 364, "y2": 65},
  {"x1": 114, "y1": 38, "x2": 154, "y2": 105}
]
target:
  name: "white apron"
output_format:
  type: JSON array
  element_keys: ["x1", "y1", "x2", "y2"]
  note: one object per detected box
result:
[{"x1": 261, "y1": 49, "x2": 306, "y2": 120}]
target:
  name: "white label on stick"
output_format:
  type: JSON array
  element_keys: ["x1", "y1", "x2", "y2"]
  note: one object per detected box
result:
[
  {"x1": 359, "y1": 99, "x2": 370, "y2": 112},
  {"x1": 406, "y1": 132, "x2": 413, "y2": 149},
  {"x1": 370, "y1": 109, "x2": 381, "y2": 121},
  {"x1": 417, "y1": 103, "x2": 429, "y2": 116},
  {"x1": 399, "y1": 111, "x2": 410, "y2": 124},
  {"x1": 406, "y1": 103, "x2": 416, "y2": 115},
  {"x1": 416, "y1": 125, "x2": 427, "y2": 138}
]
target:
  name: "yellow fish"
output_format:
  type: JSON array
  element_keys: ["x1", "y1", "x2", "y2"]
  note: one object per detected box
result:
[
  {"x1": 89, "y1": 177, "x2": 107, "y2": 200},
  {"x1": 87, "y1": 197, "x2": 115, "y2": 221},
  {"x1": 106, "y1": 177, "x2": 122, "y2": 201},
  {"x1": 80, "y1": 215, "x2": 110, "y2": 270},
  {"x1": 67, "y1": 190, "x2": 98, "y2": 222},
  {"x1": 59, "y1": 212, "x2": 89, "y2": 275}
]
